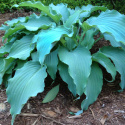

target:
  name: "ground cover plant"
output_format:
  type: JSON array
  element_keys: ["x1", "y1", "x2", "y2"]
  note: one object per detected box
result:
[{"x1": 0, "y1": 1, "x2": 125, "y2": 125}]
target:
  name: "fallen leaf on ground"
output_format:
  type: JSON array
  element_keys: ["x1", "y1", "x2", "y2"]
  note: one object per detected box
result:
[
  {"x1": 100, "y1": 114, "x2": 108, "y2": 125},
  {"x1": 0, "y1": 103, "x2": 6, "y2": 112},
  {"x1": 43, "y1": 110, "x2": 58, "y2": 118},
  {"x1": 69, "y1": 106, "x2": 80, "y2": 113}
]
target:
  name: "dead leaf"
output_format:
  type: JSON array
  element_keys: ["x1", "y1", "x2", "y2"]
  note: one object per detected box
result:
[
  {"x1": 69, "y1": 106, "x2": 80, "y2": 113},
  {"x1": 100, "y1": 114, "x2": 108, "y2": 125},
  {"x1": 43, "y1": 110, "x2": 58, "y2": 118}
]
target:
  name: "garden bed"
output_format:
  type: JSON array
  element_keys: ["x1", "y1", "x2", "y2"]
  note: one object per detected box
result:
[{"x1": 0, "y1": 10, "x2": 125, "y2": 125}]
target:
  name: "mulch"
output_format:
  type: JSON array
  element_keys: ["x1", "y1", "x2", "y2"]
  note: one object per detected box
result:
[{"x1": 0, "y1": 10, "x2": 125, "y2": 125}]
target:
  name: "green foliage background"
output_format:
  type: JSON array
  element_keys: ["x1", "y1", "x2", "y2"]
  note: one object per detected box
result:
[{"x1": 0, "y1": 0, "x2": 124, "y2": 14}]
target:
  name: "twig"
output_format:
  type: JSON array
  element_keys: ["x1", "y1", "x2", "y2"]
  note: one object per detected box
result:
[
  {"x1": 20, "y1": 113, "x2": 39, "y2": 117},
  {"x1": 32, "y1": 117, "x2": 40, "y2": 125},
  {"x1": 89, "y1": 107, "x2": 96, "y2": 119},
  {"x1": 20, "y1": 113, "x2": 65, "y2": 125},
  {"x1": 68, "y1": 115, "x2": 82, "y2": 119}
]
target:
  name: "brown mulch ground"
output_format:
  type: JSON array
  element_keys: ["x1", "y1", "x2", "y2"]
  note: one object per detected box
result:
[{"x1": 0, "y1": 10, "x2": 125, "y2": 125}]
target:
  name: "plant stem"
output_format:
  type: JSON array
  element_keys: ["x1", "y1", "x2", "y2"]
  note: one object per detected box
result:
[
  {"x1": 60, "y1": 37, "x2": 66, "y2": 47},
  {"x1": 94, "y1": 35, "x2": 104, "y2": 43},
  {"x1": 79, "y1": 31, "x2": 85, "y2": 43}
]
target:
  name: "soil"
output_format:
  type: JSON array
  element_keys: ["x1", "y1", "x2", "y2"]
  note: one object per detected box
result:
[{"x1": 0, "y1": 10, "x2": 125, "y2": 125}]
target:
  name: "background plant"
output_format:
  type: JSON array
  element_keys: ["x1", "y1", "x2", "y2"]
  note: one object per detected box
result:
[
  {"x1": 0, "y1": 0, "x2": 125, "y2": 14},
  {"x1": 0, "y1": 1, "x2": 125, "y2": 125}
]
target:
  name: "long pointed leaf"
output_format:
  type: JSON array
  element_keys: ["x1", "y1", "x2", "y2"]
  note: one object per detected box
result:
[
  {"x1": 81, "y1": 62, "x2": 103, "y2": 110},
  {"x1": 92, "y1": 52, "x2": 117, "y2": 81},
  {"x1": 58, "y1": 62, "x2": 76, "y2": 97},
  {"x1": 81, "y1": 28, "x2": 96, "y2": 49},
  {"x1": 58, "y1": 46, "x2": 92, "y2": 96},
  {"x1": 64, "y1": 10, "x2": 81, "y2": 28},
  {"x1": 42, "y1": 85, "x2": 59, "y2": 103},
  {"x1": 45, "y1": 49, "x2": 58, "y2": 80},
  {"x1": 100, "y1": 46, "x2": 125, "y2": 90}
]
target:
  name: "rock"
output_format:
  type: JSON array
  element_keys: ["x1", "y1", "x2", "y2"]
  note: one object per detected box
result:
[{"x1": 0, "y1": 103, "x2": 6, "y2": 112}]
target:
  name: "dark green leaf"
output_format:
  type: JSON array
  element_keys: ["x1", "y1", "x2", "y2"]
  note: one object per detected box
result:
[{"x1": 42, "y1": 85, "x2": 59, "y2": 103}]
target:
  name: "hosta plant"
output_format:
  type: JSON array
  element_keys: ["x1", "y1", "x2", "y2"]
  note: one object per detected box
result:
[{"x1": 0, "y1": 1, "x2": 125, "y2": 124}]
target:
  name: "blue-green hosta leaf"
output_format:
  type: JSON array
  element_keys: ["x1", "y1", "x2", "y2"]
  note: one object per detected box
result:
[
  {"x1": 15, "y1": 60, "x2": 27, "y2": 70},
  {"x1": 6, "y1": 61, "x2": 16, "y2": 74},
  {"x1": 6, "y1": 61, "x2": 47, "y2": 124},
  {"x1": 64, "y1": 10, "x2": 81, "y2": 28},
  {"x1": 58, "y1": 62, "x2": 76, "y2": 97},
  {"x1": 45, "y1": 49, "x2": 58, "y2": 80},
  {"x1": 0, "y1": 58, "x2": 14, "y2": 85},
  {"x1": 31, "y1": 52, "x2": 39, "y2": 62},
  {"x1": 0, "y1": 58, "x2": 4, "y2": 72},
  {"x1": 77, "y1": 5, "x2": 107, "y2": 21},
  {"x1": 82, "y1": 22, "x2": 93, "y2": 32},
  {"x1": 81, "y1": 28, "x2": 96, "y2": 49},
  {"x1": 5, "y1": 13, "x2": 41, "y2": 27},
  {"x1": 13, "y1": 1, "x2": 62, "y2": 23},
  {"x1": 103, "y1": 33, "x2": 125, "y2": 49},
  {"x1": 0, "y1": 42, "x2": 13, "y2": 57},
  {"x1": 3, "y1": 15, "x2": 55, "y2": 41},
  {"x1": 7, "y1": 35, "x2": 35, "y2": 60},
  {"x1": 42, "y1": 85, "x2": 59, "y2": 103},
  {"x1": 0, "y1": 58, "x2": 4, "y2": 85},
  {"x1": 86, "y1": 10, "x2": 125, "y2": 44},
  {"x1": 81, "y1": 62, "x2": 103, "y2": 110},
  {"x1": 20, "y1": 14, "x2": 56, "y2": 31},
  {"x1": 92, "y1": 52, "x2": 116, "y2": 81},
  {"x1": 50, "y1": 3, "x2": 70, "y2": 23},
  {"x1": 5, "y1": 17, "x2": 26, "y2": 26},
  {"x1": 68, "y1": 8, "x2": 75, "y2": 15},
  {"x1": 7, "y1": 36, "x2": 18, "y2": 43},
  {"x1": 34, "y1": 26, "x2": 73, "y2": 64},
  {"x1": 3, "y1": 25, "x2": 24, "y2": 41},
  {"x1": 0, "y1": 24, "x2": 10, "y2": 31},
  {"x1": 0, "y1": 76, "x2": 2, "y2": 85},
  {"x1": 3, "y1": 74, "x2": 12, "y2": 88},
  {"x1": 100, "y1": 46, "x2": 125, "y2": 90},
  {"x1": 58, "y1": 46, "x2": 92, "y2": 96},
  {"x1": 65, "y1": 37, "x2": 76, "y2": 51}
]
